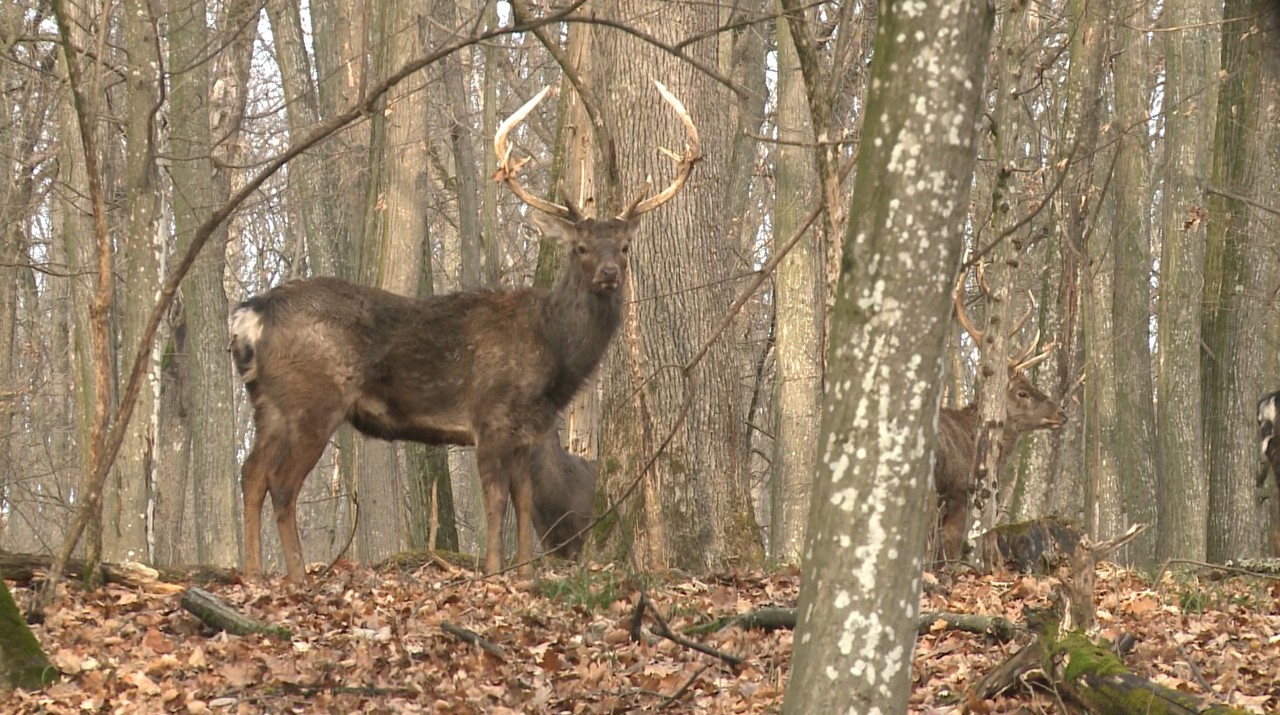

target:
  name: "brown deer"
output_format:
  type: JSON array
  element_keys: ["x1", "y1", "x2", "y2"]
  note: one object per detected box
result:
[
  {"x1": 230, "y1": 83, "x2": 698, "y2": 581},
  {"x1": 531, "y1": 431, "x2": 597, "y2": 560},
  {"x1": 932, "y1": 282, "x2": 1067, "y2": 563}
]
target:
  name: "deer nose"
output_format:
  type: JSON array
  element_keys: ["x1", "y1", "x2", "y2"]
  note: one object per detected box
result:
[{"x1": 600, "y1": 265, "x2": 619, "y2": 282}]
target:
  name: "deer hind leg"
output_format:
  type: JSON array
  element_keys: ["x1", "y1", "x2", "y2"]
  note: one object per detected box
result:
[
  {"x1": 938, "y1": 495, "x2": 967, "y2": 564},
  {"x1": 242, "y1": 401, "x2": 290, "y2": 578},
  {"x1": 241, "y1": 438, "x2": 274, "y2": 578},
  {"x1": 268, "y1": 426, "x2": 331, "y2": 583}
]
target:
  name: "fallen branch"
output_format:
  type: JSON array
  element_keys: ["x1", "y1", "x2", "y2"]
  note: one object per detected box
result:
[
  {"x1": 180, "y1": 587, "x2": 291, "y2": 639},
  {"x1": 917, "y1": 611, "x2": 1020, "y2": 642},
  {"x1": 632, "y1": 594, "x2": 743, "y2": 669},
  {"x1": 441, "y1": 621, "x2": 505, "y2": 661},
  {"x1": 685, "y1": 607, "x2": 797, "y2": 635}
]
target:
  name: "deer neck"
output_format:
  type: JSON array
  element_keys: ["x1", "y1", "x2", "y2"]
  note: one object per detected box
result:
[
  {"x1": 959, "y1": 401, "x2": 1026, "y2": 455},
  {"x1": 544, "y1": 274, "x2": 624, "y2": 385}
]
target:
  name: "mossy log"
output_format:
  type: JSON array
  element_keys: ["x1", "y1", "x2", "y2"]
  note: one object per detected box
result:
[
  {"x1": 975, "y1": 620, "x2": 1257, "y2": 715},
  {"x1": 180, "y1": 587, "x2": 291, "y2": 640},
  {"x1": 0, "y1": 572, "x2": 58, "y2": 690}
]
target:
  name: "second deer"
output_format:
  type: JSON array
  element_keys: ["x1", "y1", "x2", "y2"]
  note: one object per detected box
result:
[
  {"x1": 932, "y1": 279, "x2": 1067, "y2": 564},
  {"x1": 230, "y1": 82, "x2": 699, "y2": 582}
]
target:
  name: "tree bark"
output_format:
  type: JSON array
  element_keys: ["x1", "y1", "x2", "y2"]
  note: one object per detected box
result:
[
  {"x1": 0, "y1": 572, "x2": 56, "y2": 690},
  {"x1": 167, "y1": 0, "x2": 252, "y2": 570},
  {"x1": 595, "y1": 0, "x2": 764, "y2": 573},
  {"x1": 783, "y1": 0, "x2": 994, "y2": 710},
  {"x1": 768, "y1": 5, "x2": 823, "y2": 563},
  {"x1": 1107, "y1": 0, "x2": 1160, "y2": 568},
  {"x1": 1155, "y1": 0, "x2": 1218, "y2": 562},
  {"x1": 1203, "y1": 0, "x2": 1275, "y2": 561},
  {"x1": 350, "y1": 0, "x2": 435, "y2": 566},
  {"x1": 105, "y1": 0, "x2": 165, "y2": 565}
]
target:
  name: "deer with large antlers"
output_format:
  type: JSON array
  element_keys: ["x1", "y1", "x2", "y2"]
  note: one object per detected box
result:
[
  {"x1": 230, "y1": 82, "x2": 699, "y2": 581},
  {"x1": 931, "y1": 276, "x2": 1067, "y2": 564}
]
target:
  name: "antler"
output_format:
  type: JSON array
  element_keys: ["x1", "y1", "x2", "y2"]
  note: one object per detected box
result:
[
  {"x1": 954, "y1": 268, "x2": 1047, "y2": 367},
  {"x1": 617, "y1": 80, "x2": 701, "y2": 220},
  {"x1": 494, "y1": 86, "x2": 574, "y2": 219}
]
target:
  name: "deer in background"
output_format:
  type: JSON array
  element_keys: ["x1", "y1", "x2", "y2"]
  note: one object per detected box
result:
[
  {"x1": 230, "y1": 82, "x2": 699, "y2": 581},
  {"x1": 531, "y1": 431, "x2": 597, "y2": 560},
  {"x1": 931, "y1": 282, "x2": 1067, "y2": 564},
  {"x1": 1256, "y1": 391, "x2": 1280, "y2": 555}
]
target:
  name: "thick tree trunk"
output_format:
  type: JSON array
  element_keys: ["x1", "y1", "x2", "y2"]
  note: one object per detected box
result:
[
  {"x1": 0, "y1": 573, "x2": 55, "y2": 690},
  {"x1": 596, "y1": 0, "x2": 763, "y2": 573},
  {"x1": 106, "y1": 0, "x2": 165, "y2": 565},
  {"x1": 1155, "y1": 0, "x2": 1218, "y2": 562},
  {"x1": 166, "y1": 0, "x2": 250, "y2": 570},
  {"x1": 1108, "y1": 0, "x2": 1160, "y2": 568},
  {"x1": 349, "y1": 0, "x2": 436, "y2": 566},
  {"x1": 1203, "y1": 0, "x2": 1275, "y2": 561}
]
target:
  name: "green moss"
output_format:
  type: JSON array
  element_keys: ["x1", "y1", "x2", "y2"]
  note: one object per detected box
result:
[{"x1": 1057, "y1": 633, "x2": 1128, "y2": 681}]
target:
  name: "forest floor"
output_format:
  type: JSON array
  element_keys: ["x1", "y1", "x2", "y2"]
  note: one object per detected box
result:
[{"x1": 5, "y1": 555, "x2": 1279, "y2": 714}]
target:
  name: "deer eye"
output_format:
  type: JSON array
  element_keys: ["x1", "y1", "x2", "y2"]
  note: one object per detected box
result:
[
  {"x1": 1017, "y1": 390, "x2": 1030, "y2": 399},
  {"x1": 575, "y1": 244, "x2": 589, "y2": 255},
  {"x1": 620, "y1": 243, "x2": 630, "y2": 254}
]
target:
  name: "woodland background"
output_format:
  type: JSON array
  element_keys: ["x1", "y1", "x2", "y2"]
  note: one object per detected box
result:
[{"x1": 0, "y1": 0, "x2": 1278, "y2": 651}]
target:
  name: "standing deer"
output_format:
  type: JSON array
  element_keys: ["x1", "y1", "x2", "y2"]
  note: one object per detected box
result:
[
  {"x1": 230, "y1": 83, "x2": 698, "y2": 581},
  {"x1": 932, "y1": 284, "x2": 1067, "y2": 563},
  {"x1": 531, "y1": 431, "x2": 597, "y2": 560}
]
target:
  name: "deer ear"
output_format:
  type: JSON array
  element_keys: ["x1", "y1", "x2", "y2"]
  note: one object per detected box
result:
[{"x1": 529, "y1": 213, "x2": 577, "y2": 245}]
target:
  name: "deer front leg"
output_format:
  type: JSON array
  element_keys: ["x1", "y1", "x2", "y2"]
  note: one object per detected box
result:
[
  {"x1": 510, "y1": 449, "x2": 536, "y2": 577},
  {"x1": 477, "y1": 440, "x2": 513, "y2": 575}
]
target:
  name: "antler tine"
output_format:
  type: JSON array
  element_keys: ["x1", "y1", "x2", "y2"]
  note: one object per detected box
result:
[
  {"x1": 618, "y1": 80, "x2": 702, "y2": 220},
  {"x1": 1013, "y1": 340, "x2": 1058, "y2": 372},
  {"x1": 494, "y1": 86, "x2": 573, "y2": 219},
  {"x1": 1008, "y1": 290, "x2": 1035, "y2": 338},
  {"x1": 1010, "y1": 328, "x2": 1041, "y2": 365},
  {"x1": 954, "y1": 271, "x2": 985, "y2": 345}
]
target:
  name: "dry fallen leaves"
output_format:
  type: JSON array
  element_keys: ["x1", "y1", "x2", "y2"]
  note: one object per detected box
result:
[{"x1": 5, "y1": 561, "x2": 1278, "y2": 714}]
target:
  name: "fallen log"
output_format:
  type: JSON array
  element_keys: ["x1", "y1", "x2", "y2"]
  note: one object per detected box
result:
[
  {"x1": 179, "y1": 587, "x2": 291, "y2": 640},
  {"x1": 0, "y1": 550, "x2": 228, "y2": 591}
]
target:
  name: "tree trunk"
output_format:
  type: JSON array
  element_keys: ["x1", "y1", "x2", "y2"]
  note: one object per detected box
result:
[
  {"x1": 1155, "y1": 0, "x2": 1218, "y2": 562},
  {"x1": 1203, "y1": 0, "x2": 1274, "y2": 560},
  {"x1": 783, "y1": 0, "x2": 994, "y2": 709},
  {"x1": 106, "y1": 0, "x2": 165, "y2": 564},
  {"x1": 1056, "y1": 0, "x2": 1117, "y2": 543},
  {"x1": 596, "y1": 0, "x2": 763, "y2": 573},
  {"x1": 1108, "y1": 0, "x2": 1160, "y2": 568},
  {"x1": 163, "y1": 0, "x2": 251, "y2": 571},
  {"x1": 0, "y1": 572, "x2": 55, "y2": 690},
  {"x1": 265, "y1": 0, "x2": 347, "y2": 277},
  {"x1": 350, "y1": 0, "x2": 436, "y2": 565},
  {"x1": 970, "y1": 0, "x2": 1031, "y2": 544},
  {"x1": 768, "y1": 6, "x2": 823, "y2": 563}
]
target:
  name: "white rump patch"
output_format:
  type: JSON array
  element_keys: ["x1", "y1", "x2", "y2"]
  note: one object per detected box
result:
[{"x1": 230, "y1": 306, "x2": 263, "y2": 348}]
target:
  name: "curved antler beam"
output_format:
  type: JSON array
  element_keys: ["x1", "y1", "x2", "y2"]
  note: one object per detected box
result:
[
  {"x1": 618, "y1": 80, "x2": 702, "y2": 220},
  {"x1": 494, "y1": 86, "x2": 573, "y2": 219}
]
